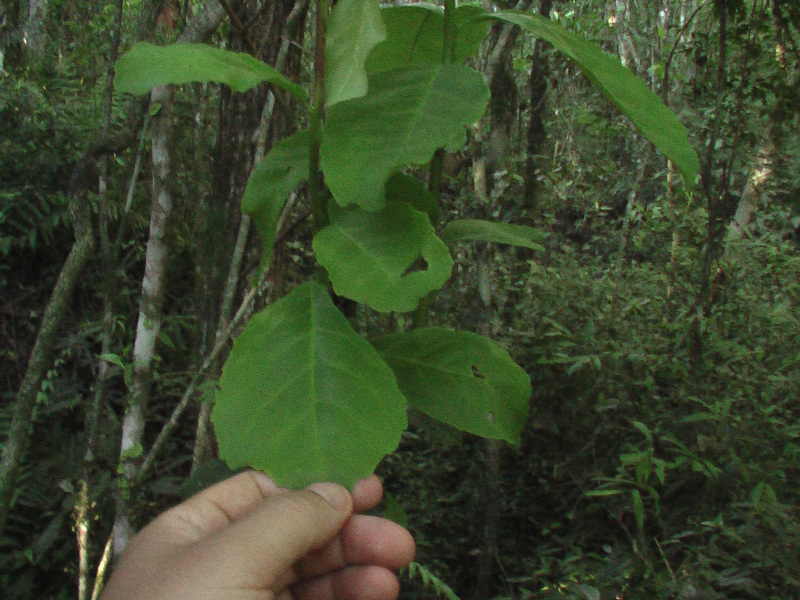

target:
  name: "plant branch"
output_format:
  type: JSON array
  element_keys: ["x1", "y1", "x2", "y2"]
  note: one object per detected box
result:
[{"x1": 308, "y1": 0, "x2": 330, "y2": 238}]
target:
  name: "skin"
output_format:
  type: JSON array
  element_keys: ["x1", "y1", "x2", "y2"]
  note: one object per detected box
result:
[{"x1": 99, "y1": 472, "x2": 415, "y2": 600}]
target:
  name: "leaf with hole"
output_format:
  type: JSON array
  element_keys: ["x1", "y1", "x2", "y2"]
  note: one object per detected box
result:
[
  {"x1": 321, "y1": 64, "x2": 489, "y2": 211},
  {"x1": 325, "y1": 0, "x2": 386, "y2": 107},
  {"x1": 212, "y1": 281, "x2": 408, "y2": 489},
  {"x1": 366, "y1": 4, "x2": 489, "y2": 74},
  {"x1": 440, "y1": 219, "x2": 544, "y2": 250},
  {"x1": 115, "y1": 42, "x2": 306, "y2": 99},
  {"x1": 373, "y1": 328, "x2": 530, "y2": 444},
  {"x1": 242, "y1": 130, "x2": 310, "y2": 266},
  {"x1": 313, "y1": 203, "x2": 453, "y2": 313},
  {"x1": 491, "y1": 11, "x2": 698, "y2": 187}
]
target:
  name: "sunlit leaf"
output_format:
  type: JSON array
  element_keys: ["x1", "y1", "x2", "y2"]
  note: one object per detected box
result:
[
  {"x1": 440, "y1": 219, "x2": 544, "y2": 250},
  {"x1": 321, "y1": 64, "x2": 489, "y2": 211},
  {"x1": 212, "y1": 282, "x2": 408, "y2": 489},
  {"x1": 313, "y1": 203, "x2": 453, "y2": 313},
  {"x1": 366, "y1": 4, "x2": 489, "y2": 74},
  {"x1": 242, "y1": 130, "x2": 310, "y2": 266},
  {"x1": 491, "y1": 11, "x2": 698, "y2": 187},
  {"x1": 325, "y1": 0, "x2": 386, "y2": 107},
  {"x1": 116, "y1": 42, "x2": 306, "y2": 99},
  {"x1": 374, "y1": 328, "x2": 530, "y2": 444}
]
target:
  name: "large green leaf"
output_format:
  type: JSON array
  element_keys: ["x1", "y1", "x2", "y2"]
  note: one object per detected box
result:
[
  {"x1": 325, "y1": 0, "x2": 386, "y2": 107},
  {"x1": 321, "y1": 64, "x2": 489, "y2": 211},
  {"x1": 385, "y1": 173, "x2": 440, "y2": 223},
  {"x1": 440, "y1": 219, "x2": 544, "y2": 250},
  {"x1": 313, "y1": 203, "x2": 453, "y2": 313},
  {"x1": 242, "y1": 130, "x2": 310, "y2": 266},
  {"x1": 115, "y1": 42, "x2": 306, "y2": 99},
  {"x1": 365, "y1": 4, "x2": 489, "y2": 74},
  {"x1": 373, "y1": 328, "x2": 531, "y2": 445},
  {"x1": 491, "y1": 11, "x2": 698, "y2": 187},
  {"x1": 212, "y1": 282, "x2": 408, "y2": 490}
]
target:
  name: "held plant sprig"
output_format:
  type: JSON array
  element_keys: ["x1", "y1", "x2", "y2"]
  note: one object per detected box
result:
[{"x1": 115, "y1": 0, "x2": 698, "y2": 489}]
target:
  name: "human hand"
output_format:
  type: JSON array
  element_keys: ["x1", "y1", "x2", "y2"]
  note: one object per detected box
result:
[{"x1": 99, "y1": 472, "x2": 415, "y2": 600}]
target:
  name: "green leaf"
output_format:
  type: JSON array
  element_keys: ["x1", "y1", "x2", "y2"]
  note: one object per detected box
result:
[
  {"x1": 313, "y1": 203, "x2": 453, "y2": 313},
  {"x1": 373, "y1": 328, "x2": 530, "y2": 444},
  {"x1": 212, "y1": 282, "x2": 408, "y2": 489},
  {"x1": 326, "y1": 0, "x2": 387, "y2": 107},
  {"x1": 383, "y1": 493, "x2": 409, "y2": 528},
  {"x1": 242, "y1": 130, "x2": 310, "y2": 266},
  {"x1": 632, "y1": 420, "x2": 653, "y2": 444},
  {"x1": 490, "y1": 12, "x2": 699, "y2": 187},
  {"x1": 115, "y1": 42, "x2": 306, "y2": 99},
  {"x1": 366, "y1": 4, "x2": 489, "y2": 74},
  {"x1": 439, "y1": 219, "x2": 544, "y2": 250},
  {"x1": 631, "y1": 489, "x2": 645, "y2": 531},
  {"x1": 385, "y1": 173, "x2": 440, "y2": 223},
  {"x1": 635, "y1": 455, "x2": 652, "y2": 484},
  {"x1": 97, "y1": 353, "x2": 124, "y2": 368},
  {"x1": 321, "y1": 64, "x2": 489, "y2": 211},
  {"x1": 585, "y1": 489, "x2": 624, "y2": 497}
]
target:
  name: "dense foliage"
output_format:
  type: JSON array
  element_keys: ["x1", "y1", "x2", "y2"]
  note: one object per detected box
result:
[{"x1": 2, "y1": 0, "x2": 799, "y2": 599}]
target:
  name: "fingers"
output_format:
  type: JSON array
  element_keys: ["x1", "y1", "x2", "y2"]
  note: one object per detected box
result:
[
  {"x1": 153, "y1": 471, "x2": 283, "y2": 544},
  {"x1": 293, "y1": 566, "x2": 401, "y2": 600},
  {"x1": 145, "y1": 472, "x2": 382, "y2": 548},
  {"x1": 199, "y1": 482, "x2": 354, "y2": 589},
  {"x1": 296, "y1": 514, "x2": 415, "y2": 579},
  {"x1": 352, "y1": 475, "x2": 384, "y2": 512}
]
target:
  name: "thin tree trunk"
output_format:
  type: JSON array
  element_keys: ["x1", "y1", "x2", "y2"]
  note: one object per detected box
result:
[
  {"x1": 726, "y1": 0, "x2": 793, "y2": 243},
  {"x1": 726, "y1": 126, "x2": 776, "y2": 242},
  {"x1": 112, "y1": 81, "x2": 176, "y2": 557},
  {"x1": 471, "y1": 253, "x2": 501, "y2": 600},
  {"x1": 615, "y1": 147, "x2": 648, "y2": 271},
  {"x1": 522, "y1": 0, "x2": 553, "y2": 215},
  {"x1": 76, "y1": 0, "x2": 124, "y2": 595},
  {"x1": 108, "y1": 0, "x2": 234, "y2": 557},
  {"x1": 22, "y1": 0, "x2": 48, "y2": 58},
  {"x1": 691, "y1": 0, "x2": 728, "y2": 372},
  {"x1": 483, "y1": 0, "x2": 529, "y2": 188},
  {"x1": 0, "y1": 231, "x2": 95, "y2": 535}
]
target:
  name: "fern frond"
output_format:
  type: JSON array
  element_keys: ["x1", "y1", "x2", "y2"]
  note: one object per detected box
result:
[{"x1": 404, "y1": 561, "x2": 461, "y2": 600}]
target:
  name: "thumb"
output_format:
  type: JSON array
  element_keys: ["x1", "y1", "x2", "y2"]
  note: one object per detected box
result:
[{"x1": 200, "y1": 482, "x2": 354, "y2": 589}]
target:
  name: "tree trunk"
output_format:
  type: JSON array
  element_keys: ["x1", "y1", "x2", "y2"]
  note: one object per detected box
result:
[
  {"x1": 691, "y1": 0, "x2": 728, "y2": 372},
  {"x1": 111, "y1": 0, "x2": 228, "y2": 557},
  {"x1": 0, "y1": 231, "x2": 95, "y2": 535},
  {"x1": 22, "y1": 0, "x2": 47, "y2": 59},
  {"x1": 522, "y1": 0, "x2": 553, "y2": 215},
  {"x1": 726, "y1": 127, "x2": 776, "y2": 242},
  {"x1": 483, "y1": 0, "x2": 529, "y2": 193}
]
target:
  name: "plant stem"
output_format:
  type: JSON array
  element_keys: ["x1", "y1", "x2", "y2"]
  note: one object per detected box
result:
[
  {"x1": 308, "y1": 0, "x2": 329, "y2": 235},
  {"x1": 416, "y1": 0, "x2": 458, "y2": 328},
  {"x1": 442, "y1": 0, "x2": 456, "y2": 63}
]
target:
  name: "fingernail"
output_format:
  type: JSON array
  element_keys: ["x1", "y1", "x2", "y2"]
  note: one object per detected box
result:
[{"x1": 306, "y1": 482, "x2": 351, "y2": 511}]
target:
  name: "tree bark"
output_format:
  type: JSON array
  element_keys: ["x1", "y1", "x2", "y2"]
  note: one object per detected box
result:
[
  {"x1": 522, "y1": 0, "x2": 553, "y2": 215},
  {"x1": 726, "y1": 126, "x2": 776, "y2": 241},
  {"x1": 0, "y1": 231, "x2": 95, "y2": 535},
  {"x1": 112, "y1": 81, "x2": 176, "y2": 556},
  {"x1": 22, "y1": 0, "x2": 47, "y2": 59}
]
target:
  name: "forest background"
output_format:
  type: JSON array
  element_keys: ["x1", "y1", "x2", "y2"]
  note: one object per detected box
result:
[{"x1": 1, "y1": 0, "x2": 799, "y2": 598}]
